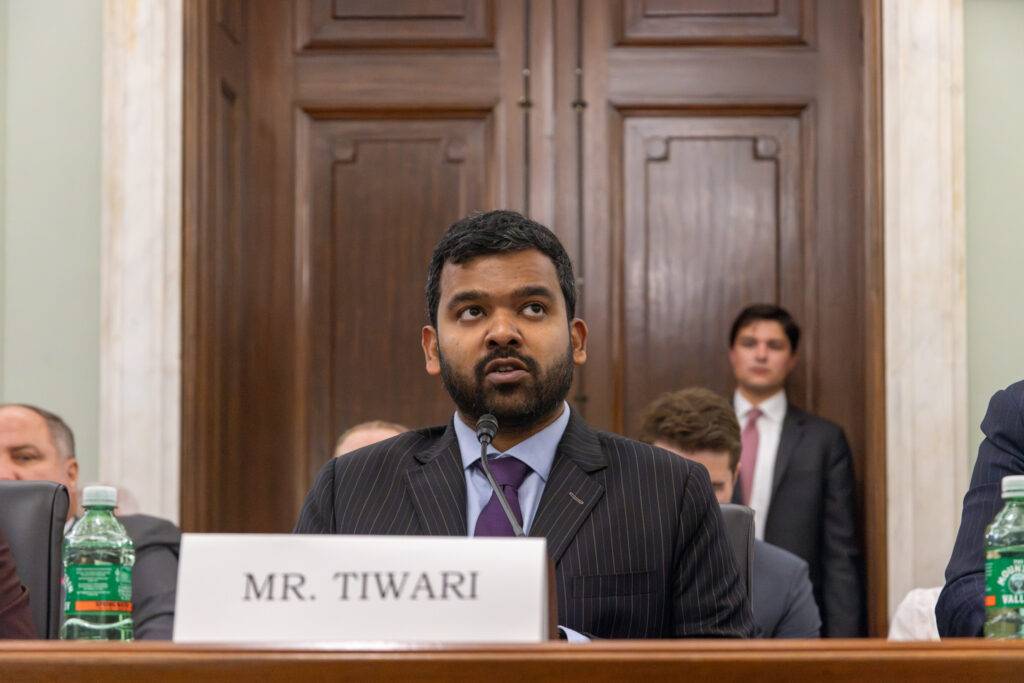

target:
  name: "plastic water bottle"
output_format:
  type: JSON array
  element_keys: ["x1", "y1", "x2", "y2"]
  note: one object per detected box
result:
[
  {"x1": 59, "y1": 485, "x2": 135, "y2": 640},
  {"x1": 984, "y1": 475, "x2": 1024, "y2": 638}
]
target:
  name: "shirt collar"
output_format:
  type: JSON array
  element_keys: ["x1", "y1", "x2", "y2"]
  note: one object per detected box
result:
[
  {"x1": 734, "y1": 389, "x2": 787, "y2": 422},
  {"x1": 453, "y1": 401, "x2": 570, "y2": 483}
]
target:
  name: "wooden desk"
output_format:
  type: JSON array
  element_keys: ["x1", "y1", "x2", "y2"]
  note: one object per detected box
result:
[{"x1": 1, "y1": 639, "x2": 1021, "y2": 681}]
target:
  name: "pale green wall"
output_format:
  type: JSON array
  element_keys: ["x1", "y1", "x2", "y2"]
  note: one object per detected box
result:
[
  {"x1": 965, "y1": 0, "x2": 1024, "y2": 460},
  {"x1": 0, "y1": 0, "x2": 102, "y2": 482}
]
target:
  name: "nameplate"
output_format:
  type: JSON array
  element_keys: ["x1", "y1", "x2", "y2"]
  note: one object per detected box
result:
[{"x1": 173, "y1": 534, "x2": 550, "y2": 643}]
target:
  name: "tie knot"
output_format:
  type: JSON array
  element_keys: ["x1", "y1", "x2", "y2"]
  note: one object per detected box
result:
[
  {"x1": 482, "y1": 455, "x2": 530, "y2": 488},
  {"x1": 745, "y1": 407, "x2": 763, "y2": 424}
]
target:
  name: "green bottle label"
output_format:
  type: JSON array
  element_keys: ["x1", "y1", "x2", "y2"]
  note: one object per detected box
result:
[
  {"x1": 986, "y1": 556, "x2": 1024, "y2": 608},
  {"x1": 64, "y1": 565, "x2": 133, "y2": 615}
]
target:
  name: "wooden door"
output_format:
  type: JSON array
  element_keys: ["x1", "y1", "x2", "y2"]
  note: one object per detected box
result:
[{"x1": 573, "y1": 0, "x2": 883, "y2": 632}]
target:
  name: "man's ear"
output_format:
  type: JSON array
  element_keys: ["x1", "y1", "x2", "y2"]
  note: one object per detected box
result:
[
  {"x1": 570, "y1": 318, "x2": 588, "y2": 366},
  {"x1": 422, "y1": 325, "x2": 441, "y2": 376},
  {"x1": 65, "y1": 457, "x2": 79, "y2": 489},
  {"x1": 785, "y1": 351, "x2": 799, "y2": 374}
]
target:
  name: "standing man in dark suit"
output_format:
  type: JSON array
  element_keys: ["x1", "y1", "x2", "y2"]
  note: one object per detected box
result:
[
  {"x1": 0, "y1": 404, "x2": 180, "y2": 639},
  {"x1": 296, "y1": 210, "x2": 753, "y2": 639},
  {"x1": 640, "y1": 387, "x2": 821, "y2": 638},
  {"x1": 937, "y1": 380, "x2": 1024, "y2": 636},
  {"x1": 727, "y1": 304, "x2": 864, "y2": 636}
]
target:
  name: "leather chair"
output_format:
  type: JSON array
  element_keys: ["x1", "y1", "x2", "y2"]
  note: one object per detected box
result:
[
  {"x1": 0, "y1": 481, "x2": 69, "y2": 638},
  {"x1": 720, "y1": 503, "x2": 754, "y2": 604}
]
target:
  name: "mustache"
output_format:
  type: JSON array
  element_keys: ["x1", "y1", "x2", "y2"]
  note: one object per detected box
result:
[{"x1": 474, "y1": 347, "x2": 540, "y2": 379}]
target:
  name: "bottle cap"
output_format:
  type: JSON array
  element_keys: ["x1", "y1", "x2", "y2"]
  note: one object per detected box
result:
[
  {"x1": 1002, "y1": 476, "x2": 1024, "y2": 498},
  {"x1": 81, "y1": 485, "x2": 118, "y2": 508}
]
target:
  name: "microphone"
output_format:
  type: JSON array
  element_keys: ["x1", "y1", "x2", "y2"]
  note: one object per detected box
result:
[
  {"x1": 476, "y1": 414, "x2": 498, "y2": 445},
  {"x1": 474, "y1": 414, "x2": 525, "y2": 537}
]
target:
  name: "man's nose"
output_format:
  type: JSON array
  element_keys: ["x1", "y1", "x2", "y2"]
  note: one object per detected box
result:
[
  {"x1": 0, "y1": 462, "x2": 19, "y2": 480},
  {"x1": 485, "y1": 311, "x2": 522, "y2": 348}
]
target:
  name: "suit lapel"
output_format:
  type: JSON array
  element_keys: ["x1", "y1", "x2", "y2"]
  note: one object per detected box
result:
[
  {"x1": 404, "y1": 422, "x2": 468, "y2": 536},
  {"x1": 771, "y1": 407, "x2": 806, "y2": 499},
  {"x1": 529, "y1": 411, "x2": 607, "y2": 565}
]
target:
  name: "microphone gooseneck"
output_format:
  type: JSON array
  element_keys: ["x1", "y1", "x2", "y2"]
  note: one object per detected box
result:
[{"x1": 474, "y1": 414, "x2": 525, "y2": 537}]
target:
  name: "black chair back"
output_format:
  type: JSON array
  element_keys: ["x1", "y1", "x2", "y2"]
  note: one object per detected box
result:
[
  {"x1": 720, "y1": 503, "x2": 754, "y2": 604},
  {"x1": 0, "y1": 481, "x2": 69, "y2": 638}
]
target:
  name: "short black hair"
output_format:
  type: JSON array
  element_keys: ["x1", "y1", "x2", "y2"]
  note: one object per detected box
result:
[
  {"x1": 425, "y1": 210, "x2": 577, "y2": 327},
  {"x1": 728, "y1": 303, "x2": 801, "y2": 352}
]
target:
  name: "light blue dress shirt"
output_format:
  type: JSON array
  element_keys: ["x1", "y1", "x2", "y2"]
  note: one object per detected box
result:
[
  {"x1": 452, "y1": 401, "x2": 586, "y2": 642},
  {"x1": 453, "y1": 401, "x2": 570, "y2": 535}
]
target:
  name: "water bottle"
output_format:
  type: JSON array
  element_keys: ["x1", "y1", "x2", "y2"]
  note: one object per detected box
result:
[
  {"x1": 984, "y1": 475, "x2": 1024, "y2": 638},
  {"x1": 60, "y1": 485, "x2": 135, "y2": 640}
]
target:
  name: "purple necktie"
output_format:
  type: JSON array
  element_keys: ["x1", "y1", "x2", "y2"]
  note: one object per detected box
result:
[
  {"x1": 739, "y1": 407, "x2": 763, "y2": 505},
  {"x1": 474, "y1": 456, "x2": 530, "y2": 537}
]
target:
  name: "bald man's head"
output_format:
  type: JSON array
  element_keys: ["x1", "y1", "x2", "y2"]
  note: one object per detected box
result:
[
  {"x1": 334, "y1": 420, "x2": 409, "y2": 457},
  {"x1": 0, "y1": 404, "x2": 79, "y2": 518}
]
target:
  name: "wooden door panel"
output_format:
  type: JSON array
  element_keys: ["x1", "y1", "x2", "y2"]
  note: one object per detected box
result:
[
  {"x1": 297, "y1": 116, "x2": 492, "y2": 466},
  {"x1": 297, "y1": 0, "x2": 494, "y2": 49},
  {"x1": 620, "y1": 0, "x2": 809, "y2": 45},
  {"x1": 621, "y1": 115, "x2": 805, "y2": 434}
]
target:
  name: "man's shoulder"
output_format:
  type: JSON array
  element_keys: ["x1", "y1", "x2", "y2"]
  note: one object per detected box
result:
[
  {"x1": 118, "y1": 513, "x2": 181, "y2": 550},
  {"x1": 590, "y1": 429, "x2": 697, "y2": 476},
  {"x1": 332, "y1": 425, "x2": 449, "y2": 473},
  {"x1": 786, "y1": 404, "x2": 846, "y2": 439},
  {"x1": 754, "y1": 538, "x2": 809, "y2": 579}
]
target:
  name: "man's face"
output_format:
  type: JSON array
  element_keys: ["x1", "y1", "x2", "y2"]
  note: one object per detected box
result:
[
  {"x1": 653, "y1": 441, "x2": 736, "y2": 503},
  {"x1": 422, "y1": 249, "x2": 587, "y2": 431},
  {"x1": 728, "y1": 320, "x2": 797, "y2": 398},
  {"x1": 0, "y1": 406, "x2": 78, "y2": 498}
]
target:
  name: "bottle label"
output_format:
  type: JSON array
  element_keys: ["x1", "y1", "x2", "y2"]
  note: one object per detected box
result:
[
  {"x1": 986, "y1": 556, "x2": 1024, "y2": 608},
  {"x1": 64, "y1": 565, "x2": 133, "y2": 615}
]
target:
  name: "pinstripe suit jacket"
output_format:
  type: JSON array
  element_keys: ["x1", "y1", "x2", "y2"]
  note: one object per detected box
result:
[
  {"x1": 937, "y1": 380, "x2": 1024, "y2": 636},
  {"x1": 295, "y1": 410, "x2": 754, "y2": 638}
]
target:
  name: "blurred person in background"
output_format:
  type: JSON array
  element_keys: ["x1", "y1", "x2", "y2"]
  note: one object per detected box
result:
[
  {"x1": 334, "y1": 420, "x2": 409, "y2": 457},
  {"x1": 640, "y1": 387, "x2": 821, "y2": 639},
  {"x1": 0, "y1": 404, "x2": 179, "y2": 639}
]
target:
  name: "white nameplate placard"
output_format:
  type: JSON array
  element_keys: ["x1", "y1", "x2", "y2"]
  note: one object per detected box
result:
[{"x1": 173, "y1": 534, "x2": 549, "y2": 643}]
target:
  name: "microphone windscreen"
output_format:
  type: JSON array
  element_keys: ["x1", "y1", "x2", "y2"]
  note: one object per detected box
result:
[{"x1": 476, "y1": 414, "x2": 498, "y2": 443}]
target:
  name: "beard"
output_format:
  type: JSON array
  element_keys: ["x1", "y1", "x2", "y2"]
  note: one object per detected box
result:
[{"x1": 438, "y1": 343, "x2": 575, "y2": 433}]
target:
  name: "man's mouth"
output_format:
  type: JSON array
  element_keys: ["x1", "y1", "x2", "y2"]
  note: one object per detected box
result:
[{"x1": 483, "y1": 358, "x2": 530, "y2": 385}]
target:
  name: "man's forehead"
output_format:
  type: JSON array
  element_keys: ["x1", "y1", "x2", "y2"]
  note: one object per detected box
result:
[
  {"x1": 738, "y1": 319, "x2": 788, "y2": 339},
  {"x1": 439, "y1": 249, "x2": 560, "y2": 296},
  {"x1": 0, "y1": 406, "x2": 51, "y2": 444}
]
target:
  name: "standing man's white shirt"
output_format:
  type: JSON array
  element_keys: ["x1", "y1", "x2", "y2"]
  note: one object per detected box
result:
[{"x1": 734, "y1": 389, "x2": 787, "y2": 540}]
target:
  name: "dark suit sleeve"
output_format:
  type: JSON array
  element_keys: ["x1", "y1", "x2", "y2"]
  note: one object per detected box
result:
[
  {"x1": 774, "y1": 557, "x2": 822, "y2": 638},
  {"x1": 294, "y1": 458, "x2": 337, "y2": 534},
  {"x1": 121, "y1": 516, "x2": 181, "y2": 641},
  {"x1": 820, "y1": 428, "x2": 865, "y2": 636},
  {"x1": 0, "y1": 527, "x2": 35, "y2": 639},
  {"x1": 673, "y1": 463, "x2": 755, "y2": 637},
  {"x1": 937, "y1": 385, "x2": 1024, "y2": 637}
]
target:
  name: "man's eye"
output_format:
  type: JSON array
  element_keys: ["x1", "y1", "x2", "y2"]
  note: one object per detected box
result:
[
  {"x1": 522, "y1": 303, "x2": 545, "y2": 317},
  {"x1": 458, "y1": 306, "x2": 484, "y2": 321},
  {"x1": 768, "y1": 341, "x2": 786, "y2": 351},
  {"x1": 12, "y1": 453, "x2": 38, "y2": 464},
  {"x1": 740, "y1": 338, "x2": 756, "y2": 348}
]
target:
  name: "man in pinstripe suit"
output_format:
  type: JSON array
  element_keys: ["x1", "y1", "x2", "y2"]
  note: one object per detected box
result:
[
  {"x1": 937, "y1": 380, "x2": 1024, "y2": 636},
  {"x1": 295, "y1": 210, "x2": 754, "y2": 639}
]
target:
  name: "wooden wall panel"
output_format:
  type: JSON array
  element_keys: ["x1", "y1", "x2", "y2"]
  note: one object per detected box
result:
[
  {"x1": 297, "y1": 0, "x2": 494, "y2": 50},
  {"x1": 620, "y1": 115, "x2": 805, "y2": 435},
  {"x1": 182, "y1": 0, "x2": 248, "y2": 532},
  {"x1": 620, "y1": 0, "x2": 810, "y2": 45},
  {"x1": 296, "y1": 115, "x2": 493, "y2": 471}
]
